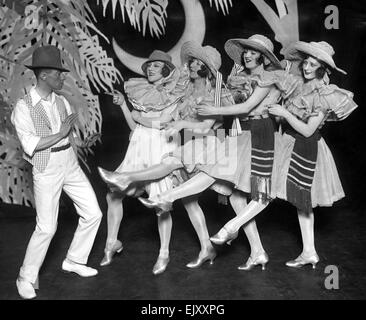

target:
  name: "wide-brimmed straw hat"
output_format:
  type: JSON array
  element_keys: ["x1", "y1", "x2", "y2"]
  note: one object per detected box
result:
[
  {"x1": 141, "y1": 50, "x2": 175, "y2": 74},
  {"x1": 225, "y1": 34, "x2": 282, "y2": 70},
  {"x1": 180, "y1": 41, "x2": 222, "y2": 78},
  {"x1": 25, "y1": 45, "x2": 69, "y2": 72},
  {"x1": 283, "y1": 41, "x2": 346, "y2": 74}
]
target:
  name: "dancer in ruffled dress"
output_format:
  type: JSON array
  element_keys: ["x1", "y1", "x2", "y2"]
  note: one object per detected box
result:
[
  {"x1": 101, "y1": 35, "x2": 287, "y2": 270},
  {"x1": 100, "y1": 50, "x2": 183, "y2": 275},
  {"x1": 210, "y1": 41, "x2": 357, "y2": 268},
  {"x1": 100, "y1": 43, "x2": 232, "y2": 272}
]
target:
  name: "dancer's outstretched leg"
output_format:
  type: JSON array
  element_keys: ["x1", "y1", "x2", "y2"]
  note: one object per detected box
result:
[
  {"x1": 286, "y1": 210, "x2": 319, "y2": 268},
  {"x1": 182, "y1": 196, "x2": 216, "y2": 268},
  {"x1": 229, "y1": 191, "x2": 269, "y2": 270},
  {"x1": 210, "y1": 200, "x2": 269, "y2": 245},
  {"x1": 153, "y1": 211, "x2": 172, "y2": 275},
  {"x1": 98, "y1": 157, "x2": 183, "y2": 191},
  {"x1": 163, "y1": 173, "x2": 215, "y2": 202},
  {"x1": 139, "y1": 172, "x2": 216, "y2": 212},
  {"x1": 100, "y1": 192, "x2": 124, "y2": 266}
]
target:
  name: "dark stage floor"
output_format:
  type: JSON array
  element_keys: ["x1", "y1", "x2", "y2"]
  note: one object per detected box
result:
[
  {"x1": 1, "y1": 182, "x2": 366, "y2": 300},
  {"x1": 1, "y1": 134, "x2": 366, "y2": 300}
]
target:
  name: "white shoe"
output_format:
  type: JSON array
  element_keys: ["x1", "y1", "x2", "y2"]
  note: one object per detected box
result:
[
  {"x1": 62, "y1": 260, "x2": 98, "y2": 277},
  {"x1": 16, "y1": 278, "x2": 36, "y2": 300}
]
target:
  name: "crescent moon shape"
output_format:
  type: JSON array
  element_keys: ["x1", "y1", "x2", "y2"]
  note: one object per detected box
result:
[{"x1": 113, "y1": 0, "x2": 206, "y2": 75}]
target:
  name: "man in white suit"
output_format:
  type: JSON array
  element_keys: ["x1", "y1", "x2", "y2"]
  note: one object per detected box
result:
[{"x1": 12, "y1": 45, "x2": 103, "y2": 299}]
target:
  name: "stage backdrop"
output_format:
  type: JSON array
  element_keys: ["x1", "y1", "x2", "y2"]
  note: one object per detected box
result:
[
  {"x1": 92, "y1": 0, "x2": 366, "y2": 208},
  {"x1": 1, "y1": 0, "x2": 365, "y2": 209}
]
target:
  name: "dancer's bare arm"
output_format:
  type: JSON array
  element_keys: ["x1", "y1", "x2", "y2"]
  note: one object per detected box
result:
[
  {"x1": 165, "y1": 118, "x2": 215, "y2": 135},
  {"x1": 268, "y1": 104, "x2": 325, "y2": 137},
  {"x1": 132, "y1": 110, "x2": 173, "y2": 129},
  {"x1": 195, "y1": 86, "x2": 271, "y2": 116},
  {"x1": 109, "y1": 90, "x2": 137, "y2": 130}
]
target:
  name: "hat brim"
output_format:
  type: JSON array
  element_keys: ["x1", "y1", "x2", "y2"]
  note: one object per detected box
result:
[
  {"x1": 284, "y1": 42, "x2": 347, "y2": 75},
  {"x1": 225, "y1": 39, "x2": 282, "y2": 69},
  {"x1": 180, "y1": 42, "x2": 219, "y2": 78},
  {"x1": 141, "y1": 59, "x2": 175, "y2": 75},
  {"x1": 25, "y1": 65, "x2": 70, "y2": 73},
  {"x1": 225, "y1": 39, "x2": 282, "y2": 70}
]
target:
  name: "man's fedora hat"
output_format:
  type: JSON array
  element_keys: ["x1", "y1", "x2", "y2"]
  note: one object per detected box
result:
[{"x1": 25, "y1": 45, "x2": 69, "y2": 72}]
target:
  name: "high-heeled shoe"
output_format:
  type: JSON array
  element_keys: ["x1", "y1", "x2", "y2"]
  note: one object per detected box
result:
[
  {"x1": 238, "y1": 252, "x2": 269, "y2": 271},
  {"x1": 100, "y1": 240, "x2": 123, "y2": 266},
  {"x1": 226, "y1": 230, "x2": 239, "y2": 245},
  {"x1": 210, "y1": 227, "x2": 238, "y2": 245},
  {"x1": 138, "y1": 196, "x2": 173, "y2": 214},
  {"x1": 285, "y1": 253, "x2": 319, "y2": 269},
  {"x1": 33, "y1": 276, "x2": 39, "y2": 290},
  {"x1": 152, "y1": 256, "x2": 170, "y2": 275},
  {"x1": 98, "y1": 167, "x2": 130, "y2": 192},
  {"x1": 186, "y1": 247, "x2": 217, "y2": 268}
]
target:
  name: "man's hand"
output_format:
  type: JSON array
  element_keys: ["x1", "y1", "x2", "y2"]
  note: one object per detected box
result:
[
  {"x1": 60, "y1": 113, "x2": 78, "y2": 138},
  {"x1": 74, "y1": 133, "x2": 101, "y2": 148}
]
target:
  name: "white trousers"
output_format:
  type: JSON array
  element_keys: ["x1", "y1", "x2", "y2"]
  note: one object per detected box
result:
[{"x1": 19, "y1": 148, "x2": 102, "y2": 284}]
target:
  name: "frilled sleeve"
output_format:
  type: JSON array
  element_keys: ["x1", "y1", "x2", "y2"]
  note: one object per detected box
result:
[
  {"x1": 196, "y1": 88, "x2": 234, "y2": 110},
  {"x1": 254, "y1": 70, "x2": 303, "y2": 99},
  {"x1": 227, "y1": 72, "x2": 253, "y2": 103},
  {"x1": 171, "y1": 64, "x2": 191, "y2": 97},
  {"x1": 170, "y1": 99, "x2": 187, "y2": 121},
  {"x1": 124, "y1": 68, "x2": 184, "y2": 113},
  {"x1": 315, "y1": 84, "x2": 358, "y2": 121}
]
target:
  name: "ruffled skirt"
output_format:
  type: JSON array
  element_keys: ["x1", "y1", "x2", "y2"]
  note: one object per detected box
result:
[
  {"x1": 197, "y1": 131, "x2": 252, "y2": 195},
  {"x1": 271, "y1": 132, "x2": 345, "y2": 208},
  {"x1": 167, "y1": 133, "x2": 234, "y2": 195},
  {"x1": 115, "y1": 125, "x2": 178, "y2": 198}
]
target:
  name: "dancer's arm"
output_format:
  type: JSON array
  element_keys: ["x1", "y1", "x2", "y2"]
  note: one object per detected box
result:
[
  {"x1": 195, "y1": 86, "x2": 271, "y2": 116},
  {"x1": 132, "y1": 110, "x2": 173, "y2": 129},
  {"x1": 111, "y1": 90, "x2": 137, "y2": 130},
  {"x1": 268, "y1": 104, "x2": 325, "y2": 137},
  {"x1": 120, "y1": 102, "x2": 137, "y2": 130},
  {"x1": 166, "y1": 118, "x2": 215, "y2": 135}
]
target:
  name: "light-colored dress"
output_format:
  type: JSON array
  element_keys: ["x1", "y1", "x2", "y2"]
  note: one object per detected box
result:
[
  {"x1": 198, "y1": 69, "x2": 294, "y2": 198},
  {"x1": 271, "y1": 78, "x2": 357, "y2": 208},
  {"x1": 165, "y1": 81, "x2": 234, "y2": 193},
  {"x1": 114, "y1": 72, "x2": 183, "y2": 198}
]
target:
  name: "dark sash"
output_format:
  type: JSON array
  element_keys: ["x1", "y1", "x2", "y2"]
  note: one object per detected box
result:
[
  {"x1": 241, "y1": 117, "x2": 275, "y2": 202},
  {"x1": 285, "y1": 128, "x2": 320, "y2": 212}
]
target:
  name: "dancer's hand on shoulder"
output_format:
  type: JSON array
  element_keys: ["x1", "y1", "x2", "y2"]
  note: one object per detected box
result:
[
  {"x1": 195, "y1": 104, "x2": 217, "y2": 116},
  {"x1": 268, "y1": 104, "x2": 289, "y2": 118}
]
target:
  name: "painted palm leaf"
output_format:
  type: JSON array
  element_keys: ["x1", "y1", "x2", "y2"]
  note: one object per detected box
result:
[
  {"x1": 208, "y1": 0, "x2": 233, "y2": 15},
  {"x1": 61, "y1": 80, "x2": 102, "y2": 140},
  {"x1": 97, "y1": 0, "x2": 232, "y2": 37},
  {"x1": 97, "y1": 0, "x2": 168, "y2": 38},
  {"x1": 0, "y1": 131, "x2": 34, "y2": 207}
]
